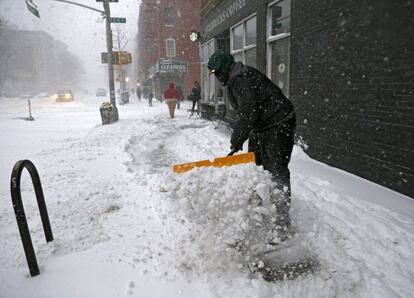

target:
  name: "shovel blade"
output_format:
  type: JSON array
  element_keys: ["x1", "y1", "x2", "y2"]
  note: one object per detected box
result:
[{"x1": 173, "y1": 152, "x2": 255, "y2": 173}]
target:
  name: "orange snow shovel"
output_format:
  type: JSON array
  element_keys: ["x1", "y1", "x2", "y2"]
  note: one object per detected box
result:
[{"x1": 172, "y1": 150, "x2": 255, "y2": 174}]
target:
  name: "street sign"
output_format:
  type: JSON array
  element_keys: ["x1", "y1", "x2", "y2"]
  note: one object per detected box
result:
[
  {"x1": 110, "y1": 17, "x2": 126, "y2": 24},
  {"x1": 117, "y1": 52, "x2": 132, "y2": 64},
  {"x1": 101, "y1": 52, "x2": 115, "y2": 64},
  {"x1": 25, "y1": 0, "x2": 40, "y2": 18},
  {"x1": 102, "y1": 52, "x2": 132, "y2": 65}
]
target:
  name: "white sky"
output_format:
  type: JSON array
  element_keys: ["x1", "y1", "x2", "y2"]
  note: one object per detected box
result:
[{"x1": 0, "y1": 0, "x2": 141, "y2": 88}]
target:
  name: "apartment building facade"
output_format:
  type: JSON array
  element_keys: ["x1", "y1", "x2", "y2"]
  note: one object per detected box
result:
[{"x1": 137, "y1": 0, "x2": 201, "y2": 99}]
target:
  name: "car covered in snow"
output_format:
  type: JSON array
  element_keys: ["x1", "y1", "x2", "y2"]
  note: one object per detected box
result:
[
  {"x1": 54, "y1": 90, "x2": 74, "y2": 102},
  {"x1": 96, "y1": 88, "x2": 107, "y2": 97}
]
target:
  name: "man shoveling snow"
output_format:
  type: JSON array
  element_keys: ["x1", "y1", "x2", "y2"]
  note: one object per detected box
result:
[
  {"x1": 165, "y1": 49, "x2": 317, "y2": 281},
  {"x1": 207, "y1": 49, "x2": 296, "y2": 241}
]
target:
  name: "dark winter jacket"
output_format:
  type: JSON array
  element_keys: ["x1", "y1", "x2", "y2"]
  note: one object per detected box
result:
[
  {"x1": 191, "y1": 86, "x2": 201, "y2": 101},
  {"x1": 163, "y1": 82, "x2": 179, "y2": 99},
  {"x1": 226, "y1": 62, "x2": 295, "y2": 147}
]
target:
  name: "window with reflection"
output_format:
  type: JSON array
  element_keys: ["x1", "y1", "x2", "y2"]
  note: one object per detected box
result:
[
  {"x1": 270, "y1": 38, "x2": 289, "y2": 94},
  {"x1": 232, "y1": 24, "x2": 243, "y2": 51},
  {"x1": 245, "y1": 17, "x2": 257, "y2": 46},
  {"x1": 230, "y1": 15, "x2": 257, "y2": 68},
  {"x1": 245, "y1": 48, "x2": 257, "y2": 67},
  {"x1": 267, "y1": 0, "x2": 291, "y2": 96},
  {"x1": 270, "y1": 0, "x2": 290, "y2": 36},
  {"x1": 201, "y1": 39, "x2": 215, "y2": 104}
]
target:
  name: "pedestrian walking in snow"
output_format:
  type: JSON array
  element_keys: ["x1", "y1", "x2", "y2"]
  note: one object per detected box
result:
[
  {"x1": 142, "y1": 87, "x2": 148, "y2": 101},
  {"x1": 190, "y1": 81, "x2": 201, "y2": 114},
  {"x1": 176, "y1": 84, "x2": 184, "y2": 110},
  {"x1": 136, "y1": 86, "x2": 142, "y2": 101},
  {"x1": 148, "y1": 91, "x2": 153, "y2": 107},
  {"x1": 163, "y1": 82, "x2": 179, "y2": 118},
  {"x1": 208, "y1": 49, "x2": 296, "y2": 239}
]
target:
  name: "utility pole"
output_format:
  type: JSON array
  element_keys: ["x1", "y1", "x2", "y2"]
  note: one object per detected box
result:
[
  {"x1": 114, "y1": 25, "x2": 129, "y2": 104},
  {"x1": 102, "y1": 0, "x2": 119, "y2": 121}
]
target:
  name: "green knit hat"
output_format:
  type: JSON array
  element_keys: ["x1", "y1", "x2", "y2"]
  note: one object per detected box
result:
[{"x1": 207, "y1": 49, "x2": 234, "y2": 78}]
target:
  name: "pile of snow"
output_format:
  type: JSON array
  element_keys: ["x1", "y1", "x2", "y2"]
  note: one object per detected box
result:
[{"x1": 164, "y1": 163, "x2": 284, "y2": 273}]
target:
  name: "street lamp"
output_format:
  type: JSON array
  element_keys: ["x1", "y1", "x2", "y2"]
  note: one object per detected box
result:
[{"x1": 190, "y1": 30, "x2": 201, "y2": 42}]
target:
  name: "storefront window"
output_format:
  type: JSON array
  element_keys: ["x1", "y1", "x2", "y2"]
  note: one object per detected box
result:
[
  {"x1": 269, "y1": 0, "x2": 290, "y2": 37},
  {"x1": 267, "y1": 0, "x2": 290, "y2": 96},
  {"x1": 208, "y1": 40, "x2": 215, "y2": 57},
  {"x1": 202, "y1": 65, "x2": 208, "y2": 102},
  {"x1": 245, "y1": 17, "x2": 257, "y2": 46},
  {"x1": 245, "y1": 48, "x2": 257, "y2": 68},
  {"x1": 270, "y1": 38, "x2": 289, "y2": 95},
  {"x1": 233, "y1": 52, "x2": 243, "y2": 63},
  {"x1": 202, "y1": 46, "x2": 208, "y2": 62},
  {"x1": 201, "y1": 39, "x2": 215, "y2": 104},
  {"x1": 230, "y1": 15, "x2": 257, "y2": 68},
  {"x1": 232, "y1": 24, "x2": 243, "y2": 50}
]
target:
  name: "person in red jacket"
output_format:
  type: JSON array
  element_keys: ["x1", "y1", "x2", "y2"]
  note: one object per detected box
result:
[{"x1": 163, "y1": 82, "x2": 179, "y2": 118}]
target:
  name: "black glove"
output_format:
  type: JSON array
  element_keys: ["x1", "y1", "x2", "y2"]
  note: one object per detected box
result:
[{"x1": 229, "y1": 144, "x2": 243, "y2": 156}]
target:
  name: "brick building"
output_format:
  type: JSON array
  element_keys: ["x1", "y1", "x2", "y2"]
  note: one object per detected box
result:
[
  {"x1": 199, "y1": 0, "x2": 413, "y2": 197},
  {"x1": 137, "y1": 0, "x2": 201, "y2": 100}
]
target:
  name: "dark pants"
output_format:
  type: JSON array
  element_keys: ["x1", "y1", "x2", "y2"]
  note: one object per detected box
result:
[
  {"x1": 248, "y1": 116, "x2": 296, "y2": 234},
  {"x1": 191, "y1": 100, "x2": 199, "y2": 113}
]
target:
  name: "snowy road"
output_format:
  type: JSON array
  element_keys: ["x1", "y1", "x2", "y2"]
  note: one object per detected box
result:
[{"x1": 0, "y1": 95, "x2": 413, "y2": 298}]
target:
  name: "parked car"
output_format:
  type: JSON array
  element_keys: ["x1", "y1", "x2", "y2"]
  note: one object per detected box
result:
[
  {"x1": 96, "y1": 88, "x2": 107, "y2": 97},
  {"x1": 54, "y1": 90, "x2": 74, "y2": 102},
  {"x1": 37, "y1": 92, "x2": 49, "y2": 98}
]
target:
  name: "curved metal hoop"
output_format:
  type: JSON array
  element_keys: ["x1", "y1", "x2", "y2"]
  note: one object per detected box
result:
[{"x1": 10, "y1": 160, "x2": 53, "y2": 277}]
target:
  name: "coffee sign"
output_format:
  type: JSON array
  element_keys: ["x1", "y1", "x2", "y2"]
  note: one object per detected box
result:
[{"x1": 204, "y1": 0, "x2": 247, "y2": 35}]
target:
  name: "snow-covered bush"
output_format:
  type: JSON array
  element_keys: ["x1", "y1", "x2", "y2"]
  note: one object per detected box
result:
[{"x1": 164, "y1": 163, "x2": 283, "y2": 273}]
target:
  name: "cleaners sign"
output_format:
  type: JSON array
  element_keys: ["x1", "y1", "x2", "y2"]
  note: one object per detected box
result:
[{"x1": 158, "y1": 61, "x2": 188, "y2": 73}]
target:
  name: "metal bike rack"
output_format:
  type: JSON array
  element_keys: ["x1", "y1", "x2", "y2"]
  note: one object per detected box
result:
[{"x1": 10, "y1": 160, "x2": 53, "y2": 277}]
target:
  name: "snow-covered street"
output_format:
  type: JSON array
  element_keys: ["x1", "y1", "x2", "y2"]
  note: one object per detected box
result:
[{"x1": 0, "y1": 95, "x2": 413, "y2": 298}]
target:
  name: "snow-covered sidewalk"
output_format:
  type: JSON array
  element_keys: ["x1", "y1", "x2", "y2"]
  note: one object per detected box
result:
[{"x1": 0, "y1": 95, "x2": 413, "y2": 298}]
